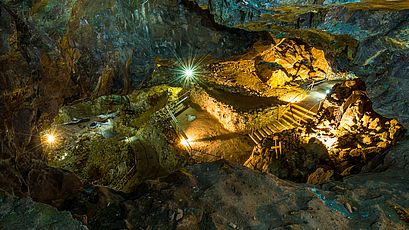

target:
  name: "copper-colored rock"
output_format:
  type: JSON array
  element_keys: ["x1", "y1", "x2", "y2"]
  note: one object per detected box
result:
[{"x1": 307, "y1": 168, "x2": 334, "y2": 185}]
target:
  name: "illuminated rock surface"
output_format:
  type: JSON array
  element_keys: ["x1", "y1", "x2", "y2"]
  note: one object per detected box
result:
[
  {"x1": 195, "y1": 0, "x2": 409, "y2": 126},
  {"x1": 0, "y1": 0, "x2": 408, "y2": 229},
  {"x1": 46, "y1": 85, "x2": 187, "y2": 192},
  {"x1": 245, "y1": 79, "x2": 405, "y2": 183}
]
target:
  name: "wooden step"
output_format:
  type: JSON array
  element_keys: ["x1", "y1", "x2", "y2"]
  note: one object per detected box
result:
[
  {"x1": 291, "y1": 104, "x2": 317, "y2": 116},
  {"x1": 262, "y1": 126, "x2": 273, "y2": 136},
  {"x1": 258, "y1": 128, "x2": 268, "y2": 138},
  {"x1": 285, "y1": 110, "x2": 310, "y2": 123},
  {"x1": 276, "y1": 119, "x2": 289, "y2": 130},
  {"x1": 280, "y1": 117, "x2": 295, "y2": 128},
  {"x1": 267, "y1": 124, "x2": 279, "y2": 132},
  {"x1": 272, "y1": 121, "x2": 285, "y2": 131},
  {"x1": 290, "y1": 108, "x2": 315, "y2": 120},
  {"x1": 248, "y1": 133, "x2": 260, "y2": 145},
  {"x1": 253, "y1": 131, "x2": 263, "y2": 142},
  {"x1": 274, "y1": 119, "x2": 287, "y2": 130},
  {"x1": 282, "y1": 113, "x2": 299, "y2": 125}
]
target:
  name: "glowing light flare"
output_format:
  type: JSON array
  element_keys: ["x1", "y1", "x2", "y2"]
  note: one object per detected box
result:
[
  {"x1": 46, "y1": 134, "x2": 56, "y2": 144},
  {"x1": 180, "y1": 138, "x2": 190, "y2": 147},
  {"x1": 280, "y1": 91, "x2": 308, "y2": 103},
  {"x1": 184, "y1": 68, "x2": 194, "y2": 79},
  {"x1": 310, "y1": 92, "x2": 327, "y2": 100},
  {"x1": 316, "y1": 136, "x2": 338, "y2": 150},
  {"x1": 173, "y1": 54, "x2": 206, "y2": 87},
  {"x1": 41, "y1": 130, "x2": 60, "y2": 148},
  {"x1": 177, "y1": 63, "x2": 200, "y2": 85}
]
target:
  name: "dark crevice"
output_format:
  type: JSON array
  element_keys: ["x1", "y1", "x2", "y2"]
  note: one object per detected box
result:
[{"x1": 180, "y1": 0, "x2": 258, "y2": 36}]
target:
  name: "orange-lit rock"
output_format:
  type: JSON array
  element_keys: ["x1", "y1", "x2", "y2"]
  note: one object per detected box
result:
[
  {"x1": 266, "y1": 69, "x2": 291, "y2": 88},
  {"x1": 254, "y1": 39, "x2": 332, "y2": 87},
  {"x1": 244, "y1": 79, "x2": 405, "y2": 183},
  {"x1": 307, "y1": 168, "x2": 334, "y2": 185}
]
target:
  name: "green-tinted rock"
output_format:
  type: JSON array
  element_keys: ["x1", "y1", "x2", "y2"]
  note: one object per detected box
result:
[{"x1": 0, "y1": 192, "x2": 86, "y2": 230}]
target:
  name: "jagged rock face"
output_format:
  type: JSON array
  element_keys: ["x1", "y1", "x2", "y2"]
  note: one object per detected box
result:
[
  {"x1": 56, "y1": 161, "x2": 409, "y2": 229},
  {"x1": 194, "y1": 0, "x2": 409, "y2": 126},
  {"x1": 315, "y1": 79, "x2": 405, "y2": 167},
  {"x1": 194, "y1": 0, "x2": 409, "y2": 37},
  {"x1": 23, "y1": 0, "x2": 256, "y2": 90},
  {"x1": 317, "y1": 79, "x2": 405, "y2": 143},
  {"x1": 254, "y1": 38, "x2": 332, "y2": 87},
  {"x1": 0, "y1": 0, "x2": 256, "y2": 195},
  {"x1": 47, "y1": 86, "x2": 187, "y2": 192},
  {"x1": 0, "y1": 0, "x2": 256, "y2": 139},
  {"x1": 245, "y1": 79, "x2": 405, "y2": 183},
  {"x1": 0, "y1": 192, "x2": 86, "y2": 230}
]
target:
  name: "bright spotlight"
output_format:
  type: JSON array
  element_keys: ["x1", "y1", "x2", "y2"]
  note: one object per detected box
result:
[
  {"x1": 173, "y1": 54, "x2": 205, "y2": 87},
  {"x1": 176, "y1": 64, "x2": 199, "y2": 87},
  {"x1": 280, "y1": 91, "x2": 308, "y2": 103},
  {"x1": 318, "y1": 136, "x2": 337, "y2": 149},
  {"x1": 180, "y1": 138, "x2": 189, "y2": 147},
  {"x1": 41, "y1": 130, "x2": 60, "y2": 148},
  {"x1": 46, "y1": 134, "x2": 56, "y2": 144},
  {"x1": 310, "y1": 134, "x2": 337, "y2": 150},
  {"x1": 311, "y1": 92, "x2": 327, "y2": 100},
  {"x1": 184, "y1": 68, "x2": 194, "y2": 78}
]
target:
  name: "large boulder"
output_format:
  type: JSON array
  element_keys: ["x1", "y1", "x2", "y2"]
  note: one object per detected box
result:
[
  {"x1": 245, "y1": 79, "x2": 405, "y2": 183},
  {"x1": 193, "y1": 0, "x2": 409, "y2": 126},
  {"x1": 0, "y1": 192, "x2": 86, "y2": 229},
  {"x1": 59, "y1": 160, "x2": 409, "y2": 229},
  {"x1": 0, "y1": 0, "x2": 257, "y2": 197}
]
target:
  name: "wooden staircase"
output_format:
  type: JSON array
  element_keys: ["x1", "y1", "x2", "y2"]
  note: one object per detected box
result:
[
  {"x1": 248, "y1": 103, "x2": 317, "y2": 145},
  {"x1": 165, "y1": 91, "x2": 193, "y2": 153}
]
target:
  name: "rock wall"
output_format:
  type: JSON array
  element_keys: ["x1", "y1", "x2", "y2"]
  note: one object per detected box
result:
[
  {"x1": 245, "y1": 79, "x2": 406, "y2": 183},
  {"x1": 57, "y1": 160, "x2": 409, "y2": 229},
  {"x1": 0, "y1": 192, "x2": 86, "y2": 229},
  {"x1": 44, "y1": 86, "x2": 188, "y2": 192},
  {"x1": 140, "y1": 118, "x2": 186, "y2": 177},
  {"x1": 190, "y1": 86, "x2": 283, "y2": 132},
  {"x1": 193, "y1": 0, "x2": 409, "y2": 127},
  {"x1": 0, "y1": 0, "x2": 257, "y2": 196}
]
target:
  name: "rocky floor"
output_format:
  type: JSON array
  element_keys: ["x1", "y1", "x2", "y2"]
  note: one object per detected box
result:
[
  {"x1": 1, "y1": 1, "x2": 409, "y2": 229},
  {"x1": 21, "y1": 71, "x2": 405, "y2": 229},
  {"x1": 44, "y1": 85, "x2": 187, "y2": 192},
  {"x1": 177, "y1": 102, "x2": 253, "y2": 163},
  {"x1": 3, "y1": 147, "x2": 407, "y2": 230},
  {"x1": 0, "y1": 191, "x2": 86, "y2": 230},
  {"x1": 245, "y1": 79, "x2": 406, "y2": 183}
]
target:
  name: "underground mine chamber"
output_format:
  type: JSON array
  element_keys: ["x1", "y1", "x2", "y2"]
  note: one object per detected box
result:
[{"x1": 2, "y1": 1, "x2": 409, "y2": 228}]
